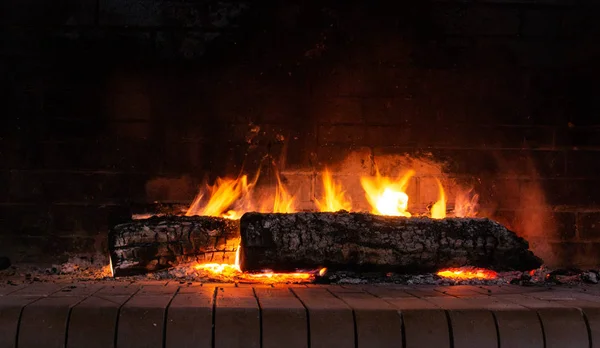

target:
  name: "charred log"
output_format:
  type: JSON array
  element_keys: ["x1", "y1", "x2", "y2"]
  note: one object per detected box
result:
[
  {"x1": 109, "y1": 215, "x2": 240, "y2": 276},
  {"x1": 239, "y1": 212, "x2": 543, "y2": 273}
]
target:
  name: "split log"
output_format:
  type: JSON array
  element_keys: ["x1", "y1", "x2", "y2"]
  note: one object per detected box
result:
[
  {"x1": 109, "y1": 215, "x2": 240, "y2": 276},
  {"x1": 239, "y1": 212, "x2": 543, "y2": 273}
]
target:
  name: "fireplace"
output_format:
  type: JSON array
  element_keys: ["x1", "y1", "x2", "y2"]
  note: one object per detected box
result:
[{"x1": 2, "y1": 0, "x2": 600, "y2": 276}]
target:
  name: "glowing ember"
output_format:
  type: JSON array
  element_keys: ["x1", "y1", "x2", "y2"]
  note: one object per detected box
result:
[
  {"x1": 193, "y1": 246, "x2": 324, "y2": 283},
  {"x1": 315, "y1": 169, "x2": 352, "y2": 212},
  {"x1": 361, "y1": 169, "x2": 415, "y2": 217},
  {"x1": 437, "y1": 267, "x2": 498, "y2": 280}
]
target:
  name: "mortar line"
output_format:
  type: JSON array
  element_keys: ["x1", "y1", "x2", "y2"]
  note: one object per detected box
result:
[
  {"x1": 490, "y1": 311, "x2": 502, "y2": 348},
  {"x1": 327, "y1": 289, "x2": 358, "y2": 348},
  {"x1": 444, "y1": 310, "x2": 455, "y2": 348},
  {"x1": 535, "y1": 311, "x2": 547, "y2": 348},
  {"x1": 289, "y1": 288, "x2": 311, "y2": 348},
  {"x1": 211, "y1": 287, "x2": 218, "y2": 348},
  {"x1": 252, "y1": 287, "x2": 263, "y2": 348},
  {"x1": 64, "y1": 286, "x2": 104, "y2": 348},
  {"x1": 580, "y1": 309, "x2": 593, "y2": 348},
  {"x1": 113, "y1": 286, "x2": 141, "y2": 348},
  {"x1": 162, "y1": 286, "x2": 180, "y2": 348}
]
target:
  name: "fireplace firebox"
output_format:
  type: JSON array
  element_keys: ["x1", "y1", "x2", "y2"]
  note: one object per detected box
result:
[{"x1": 2, "y1": 0, "x2": 600, "y2": 275}]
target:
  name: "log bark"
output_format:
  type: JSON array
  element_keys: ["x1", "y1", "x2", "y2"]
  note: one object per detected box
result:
[
  {"x1": 109, "y1": 215, "x2": 240, "y2": 276},
  {"x1": 239, "y1": 212, "x2": 543, "y2": 273}
]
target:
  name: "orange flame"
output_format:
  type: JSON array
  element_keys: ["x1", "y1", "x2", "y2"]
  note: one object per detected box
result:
[
  {"x1": 454, "y1": 189, "x2": 479, "y2": 218},
  {"x1": 185, "y1": 175, "x2": 255, "y2": 219},
  {"x1": 437, "y1": 267, "x2": 498, "y2": 280},
  {"x1": 194, "y1": 246, "x2": 324, "y2": 283},
  {"x1": 430, "y1": 178, "x2": 446, "y2": 219},
  {"x1": 315, "y1": 169, "x2": 352, "y2": 212},
  {"x1": 361, "y1": 169, "x2": 415, "y2": 217},
  {"x1": 272, "y1": 170, "x2": 296, "y2": 213}
]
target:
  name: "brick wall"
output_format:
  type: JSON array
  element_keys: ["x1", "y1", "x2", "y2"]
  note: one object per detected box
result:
[{"x1": 2, "y1": 0, "x2": 600, "y2": 267}]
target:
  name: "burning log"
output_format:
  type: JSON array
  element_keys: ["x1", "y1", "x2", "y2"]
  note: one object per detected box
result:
[
  {"x1": 109, "y1": 215, "x2": 240, "y2": 276},
  {"x1": 239, "y1": 212, "x2": 543, "y2": 273}
]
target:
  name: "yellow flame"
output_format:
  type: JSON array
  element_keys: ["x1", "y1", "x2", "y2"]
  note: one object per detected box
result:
[
  {"x1": 185, "y1": 175, "x2": 254, "y2": 219},
  {"x1": 193, "y1": 245, "x2": 323, "y2": 283},
  {"x1": 430, "y1": 178, "x2": 446, "y2": 219},
  {"x1": 315, "y1": 169, "x2": 352, "y2": 212},
  {"x1": 361, "y1": 168, "x2": 415, "y2": 217},
  {"x1": 273, "y1": 170, "x2": 295, "y2": 213}
]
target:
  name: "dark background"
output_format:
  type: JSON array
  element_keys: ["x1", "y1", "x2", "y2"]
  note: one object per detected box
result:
[{"x1": 1, "y1": 0, "x2": 600, "y2": 266}]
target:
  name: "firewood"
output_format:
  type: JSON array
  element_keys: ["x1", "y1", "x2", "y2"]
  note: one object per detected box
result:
[
  {"x1": 239, "y1": 212, "x2": 543, "y2": 273},
  {"x1": 108, "y1": 215, "x2": 240, "y2": 276}
]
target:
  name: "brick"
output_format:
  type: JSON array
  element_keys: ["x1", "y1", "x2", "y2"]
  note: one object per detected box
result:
[
  {"x1": 19, "y1": 296, "x2": 86, "y2": 348},
  {"x1": 309, "y1": 97, "x2": 363, "y2": 124},
  {"x1": 0, "y1": 297, "x2": 39, "y2": 348},
  {"x1": 543, "y1": 179, "x2": 600, "y2": 206},
  {"x1": 0, "y1": 204, "x2": 52, "y2": 237},
  {"x1": 0, "y1": 0, "x2": 96, "y2": 26},
  {"x1": 0, "y1": 236, "x2": 99, "y2": 264},
  {"x1": 362, "y1": 98, "x2": 418, "y2": 126},
  {"x1": 448, "y1": 310, "x2": 498, "y2": 348},
  {"x1": 99, "y1": 0, "x2": 163, "y2": 26},
  {"x1": 579, "y1": 212, "x2": 600, "y2": 240},
  {"x1": 551, "y1": 212, "x2": 577, "y2": 241},
  {"x1": 582, "y1": 308, "x2": 600, "y2": 348},
  {"x1": 116, "y1": 287, "x2": 178, "y2": 348},
  {"x1": 9, "y1": 283, "x2": 65, "y2": 297},
  {"x1": 318, "y1": 125, "x2": 365, "y2": 145},
  {"x1": 290, "y1": 288, "x2": 354, "y2": 348},
  {"x1": 50, "y1": 204, "x2": 131, "y2": 236},
  {"x1": 566, "y1": 150, "x2": 600, "y2": 177},
  {"x1": 334, "y1": 292, "x2": 403, "y2": 348},
  {"x1": 493, "y1": 309, "x2": 544, "y2": 348},
  {"x1": 166, "y1": 287, "x2": 215, "y2": 348},
  {"x1": 310, "y1": 64, "x2": 366, "y2": 97},
  {"x1": 68, "y1": 294, "x2": 132, "y2": 348},
  {"x1": 364, "y1": 125, "x2": 413, "y2": 147},
  {"x1": 402, "y1": 309, "x2": 450, "y2": 348},
  {"x1": 215, "y1": 287, "x2": 260, "y2": 348},
  {"x1": 537, "y1": 308, "x2": 589, "y2": 348},
  {"x1": 254, "y1": 288, "x2": 308, "y2": 348},
  {"x1": 315, "y1": 146, "x2": 372, "y2": 173},
  {"x1": 521, "y1": 9, "x2": 565, "y2": 37},
  {"x1": 557, "y1": 127, "x2": 600, "y2": 148}
]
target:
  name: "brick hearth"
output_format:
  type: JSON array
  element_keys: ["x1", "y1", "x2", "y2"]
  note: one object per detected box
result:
[{"x1": 1, "y1": 281, "x2": 598, "y2": 347}]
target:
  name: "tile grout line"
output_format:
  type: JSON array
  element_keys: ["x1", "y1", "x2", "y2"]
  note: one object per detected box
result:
[
  {"x1": 64, "y1": 285, "x2": 106, "y2": 348},
  {"x1": 326, "y1": 289, "x2": 358, "y2": 348},
  {"x1": 579, "y1": 309, "x2": 593, "y2": 348},
  {"x1": 113, "y1": 286, "x2": 141, "y2": 348},
  {"x1": 535, "y1": 311, "x2": 547, "y2": 348},
  {"x1": 251, "y1": 287, "x2": 263, "y2": 348},
  {"x1": 490, "y1": 311, "x2": 502, "y2": 348},
  {"x1": 211, "y1": 286, "x2": 218, "y2": 348},
  {"x1": 289, "y1": 288, "x2": 311, "y2": 348},
  {"x1": 14, "y1": 284, "x2": 74, "y2": 348},
  {"x1": 162, "y1": 286, "x2": 181, "y2": 348}
]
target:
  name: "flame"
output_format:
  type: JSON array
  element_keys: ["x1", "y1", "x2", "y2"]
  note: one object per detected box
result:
[
  {"x1": 272, "y1": 170, "x2": 295, "y2": 213},
  {"x1": 193, "y1": 246, "x2": 323, "y2": 283},
  {"x1": 454, "y1": 189, "x2": 479, "y2": 218},
  {"x1": 315, "y1": 169, "x2": 352, "y2": 212},
  {"x1": 361, "y1": 169, "x2": 415, "y2": 217},
  {"x1": 186, "y1": 175, "x2": 255, "y2": 219},
  {"x1": 437, "y1": 267, "x2": 498, "y2": 280},
  {"x1": 430, "y1": 178, "x2": 446, "y2": 219}
]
